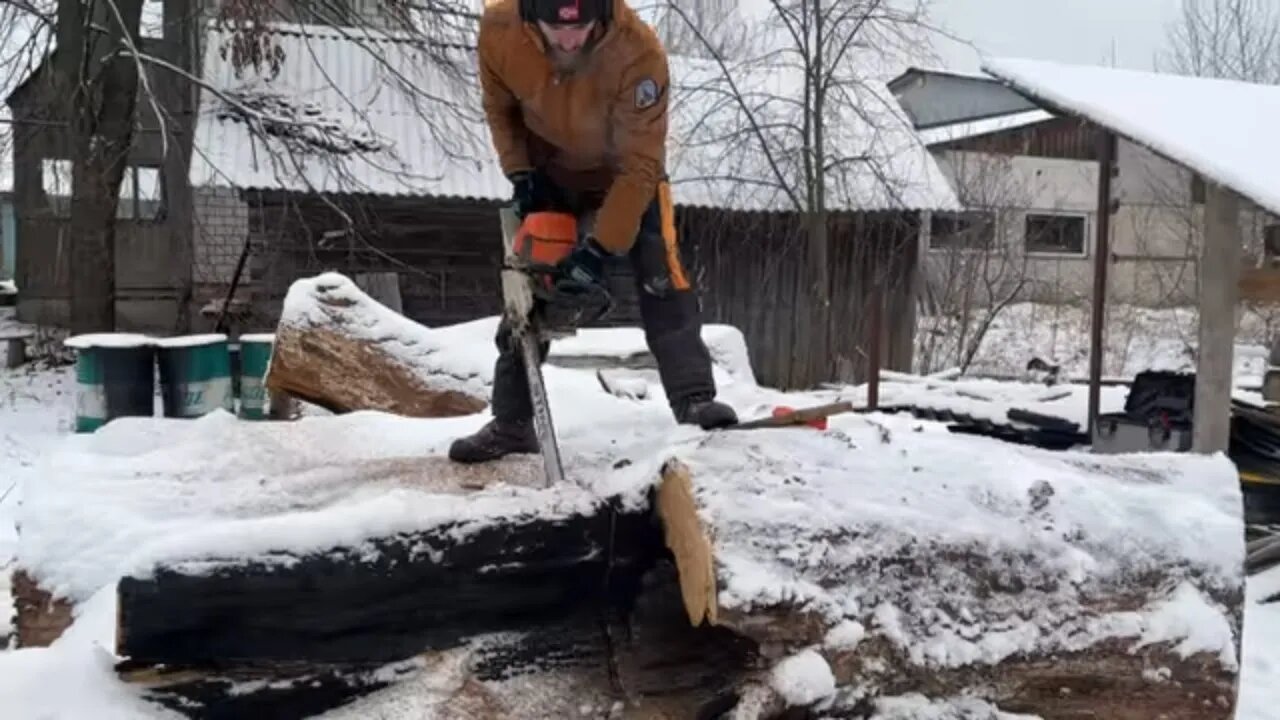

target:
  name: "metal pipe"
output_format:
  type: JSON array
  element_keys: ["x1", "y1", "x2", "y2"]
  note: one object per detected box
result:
[{"x1": 1088, "y1": 130, "x2": 1117, "y2": 436}]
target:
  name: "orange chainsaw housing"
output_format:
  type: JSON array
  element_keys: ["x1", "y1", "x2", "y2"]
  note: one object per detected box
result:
[{"x1": 513, "y1": 211, "x2": 578, "y2": 268}]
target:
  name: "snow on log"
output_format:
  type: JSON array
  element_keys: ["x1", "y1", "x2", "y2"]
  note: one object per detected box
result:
[
  {"x1": 264, "y1": 272, "x2": 491, "y2": 417},
  {"x1": 653, "y1": 418, "x2": 1246, "y2": 719},
  {"x1": 547, "y1": 323, "x2": 759, "y2": 387}
]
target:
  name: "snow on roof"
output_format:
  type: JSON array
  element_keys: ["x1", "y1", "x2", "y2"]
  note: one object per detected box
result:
[
  {"x1": 982, "y1": 56, "x2": 1280, "y2": 217},
  {"x1": 188, "y1": 23, "x2": 960, "y2": 212},
  {"x1": 917, "y1": 108, "x2": 1056, "y2": 146}
]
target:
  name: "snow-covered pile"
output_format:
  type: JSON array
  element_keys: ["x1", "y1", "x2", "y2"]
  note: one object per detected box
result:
[
  {"x1": 676, "y1": 412, "x2": 1244, "y2": 671},
  {"x1": 869, "y1": 374, "x2": 1128, "y2": 431}
]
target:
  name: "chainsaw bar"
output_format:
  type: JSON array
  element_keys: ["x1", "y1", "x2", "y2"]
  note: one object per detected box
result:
[
  {"x1": 517, "y1": 328, "x2": 566, "y2": 487},
  {"x1": 499, "y1": 206, "x2": 567, "y2": 487}
]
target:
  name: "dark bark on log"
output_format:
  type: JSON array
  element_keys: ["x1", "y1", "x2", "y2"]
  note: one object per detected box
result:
[
  {"x1": 118, "y1": 561, "x2": 769, "y2": 720},
  {"x1": 117, "y1": 659, "x2": 416, "y2": 720},
  {"x1": 116, "y1": 496, "x2": 664, "y2": 667}
]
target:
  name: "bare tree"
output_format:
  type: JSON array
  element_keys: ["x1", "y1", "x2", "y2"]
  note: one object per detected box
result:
[
  {"x1": 650, "y1": 0, "x2": 748, "y2": 59},
  {"x1": 666, "y1": 0, "x2": 939, "y2": 385},
  {"x1": 914, "y1": 150, "x2": 1041, "y2": 374},
  {"x1": 1158, "y1": 0, "x2": 1280, "y2": 83},
  {"x1": 46, "y1": 0, "x2": 147, "y2": 333},
  {"x1": 0, "y1": 0, "x2": 486, "y2": 333}
]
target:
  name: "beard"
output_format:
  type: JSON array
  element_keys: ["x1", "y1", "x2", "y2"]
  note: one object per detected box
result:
[{"x1": 548, "y1": 45, "x2": 589, "y2": 73}]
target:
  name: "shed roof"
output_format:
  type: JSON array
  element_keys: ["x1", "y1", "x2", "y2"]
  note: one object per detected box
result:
[
  {"x1": 982, "y1": 56, "x2": 1280, "y2": 217},
  {"x1": 917, "y1": 109, "x2": 1055, "y2": 147},
  {"x1": 188, "y1": 23, "x2": 960, "y2": 213}
]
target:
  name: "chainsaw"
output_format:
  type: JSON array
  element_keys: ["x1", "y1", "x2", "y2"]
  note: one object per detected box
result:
[{"x1": 498, "y1": 207, "x2": 613, "y2": 487}]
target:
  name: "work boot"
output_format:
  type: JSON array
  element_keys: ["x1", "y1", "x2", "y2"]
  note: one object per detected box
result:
[
  {"x1": 674, "y1": 394, "x2": 739, "y2": 430},
  {"x1": 448, "y1": 417, "x2": 539, "y2": 463}
]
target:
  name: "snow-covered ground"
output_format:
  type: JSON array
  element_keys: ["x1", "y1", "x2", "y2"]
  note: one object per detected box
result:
[
  {"x1": 917, "y1": 301, "x2": 1279, "y2": 383},
  {"x1": 0, "y1": 302, "x2": 1271, "y2": 718}
]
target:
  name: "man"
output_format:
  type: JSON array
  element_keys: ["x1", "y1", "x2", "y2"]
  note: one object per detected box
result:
[{"x1": 449, "y1": 0, "x2": 738, "y2": 463}]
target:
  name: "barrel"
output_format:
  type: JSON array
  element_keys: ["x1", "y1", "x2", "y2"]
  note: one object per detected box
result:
[
  {"x1": 236, "y1": 333, "x2": 275, "y2": 420},
  {"x1": 155, "y1": 334, "x2": 235, "y2": 419},
  {"x1": 64, "y1": 333, "x2": 156, "y2": 433}
]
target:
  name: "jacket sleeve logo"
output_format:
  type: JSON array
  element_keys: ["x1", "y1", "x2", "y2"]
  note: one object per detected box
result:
[{"x1": 634, "y1": 77, "x2": 660, "y2": 110}]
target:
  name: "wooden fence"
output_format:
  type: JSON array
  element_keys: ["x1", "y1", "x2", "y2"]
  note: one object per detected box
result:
[{"x1": 245, "y1": 192, "x2": 921, "y2": 390}]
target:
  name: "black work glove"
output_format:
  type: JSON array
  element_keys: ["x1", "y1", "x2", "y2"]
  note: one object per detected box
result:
[
  {"x1": 556, "y1": 236, "x2": 608, "y2": 291},
  {"x1": 508, "y1": 170, "x2": 537, "y2": 218}
]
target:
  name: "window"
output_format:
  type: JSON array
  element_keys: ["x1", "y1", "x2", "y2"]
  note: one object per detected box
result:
[
  {"x1": 38, "y1": 159, "x2": 163, "y2": 220},
  {"x1": 1264, "y1": 224, "x2": 1280, "y2": 265},
  {"x1": 1024, "y1": 213, "x2": 1087, "y2": 256},
  {"x1": 118, "y1": 166, "x2": 164, "y2": 221},
  {"x1": 928, "y1": 211, "x2": 995, "y2": 250},
  {"x1": 141, "y1": 0, "x2": 163, "y2": 39}
]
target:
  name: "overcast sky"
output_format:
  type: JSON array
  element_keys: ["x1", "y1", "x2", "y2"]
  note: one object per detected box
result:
[{"x1": 925, "y1": 0, "x2": 1183, "y2": 73}]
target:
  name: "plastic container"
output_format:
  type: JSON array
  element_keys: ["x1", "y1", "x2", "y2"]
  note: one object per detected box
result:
[
  {"x1": 155, "y1": 334, "x2": 235, "y2": 419},
  {"x1": 63, "y1": 333, "x2": 156, "y2": 433},
  {"x1": 236, "y1": 333, "x2": 275, "y2": 420}
]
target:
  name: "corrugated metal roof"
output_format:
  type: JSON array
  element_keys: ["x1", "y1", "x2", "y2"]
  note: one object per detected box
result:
[{"x1": 189, "y1": 23, "x2": 960, "y2": 212}]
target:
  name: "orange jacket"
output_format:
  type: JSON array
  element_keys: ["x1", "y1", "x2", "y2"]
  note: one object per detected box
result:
[{"x1": 477, "y1": 0, "x2": 669, "y2": 254}]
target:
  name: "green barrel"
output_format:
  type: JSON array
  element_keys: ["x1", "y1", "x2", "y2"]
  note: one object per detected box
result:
[
  {"x1": 64, "y1": 333, "x2": 156, "y2": 433},
  {"x1": 155, "y1": 334, "x2": 235, "y2": 419},
  {"x1": 236, "y1": 333, "x2": 275, "y2": 420}
]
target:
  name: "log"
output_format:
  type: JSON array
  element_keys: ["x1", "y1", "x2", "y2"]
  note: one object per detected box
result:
[
  {"x1": 119, "y1": 561, "x2": 768, "y2": 720},
  {"x1": 263, "y1": 272, "x2": 489, "y2": 417},
  {"x1": 652, "y1": 425, "x2": 1245, "y2": 719},
  {"x1": 10, "y1": 568, "x2": 74, "y2": 648},
  {"x1": 116, "y1": 491, "x2": 663, "y2": 668}
]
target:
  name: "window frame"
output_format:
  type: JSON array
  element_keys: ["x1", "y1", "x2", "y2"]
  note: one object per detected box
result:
[{"x1": 1023, "y1": 210, "x2": 1090, "y2": 258}]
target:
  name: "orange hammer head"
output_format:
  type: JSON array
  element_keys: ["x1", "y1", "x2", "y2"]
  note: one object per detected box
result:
[{"x1": 772, "y1": 405, "x2": 828, "y2": 430}]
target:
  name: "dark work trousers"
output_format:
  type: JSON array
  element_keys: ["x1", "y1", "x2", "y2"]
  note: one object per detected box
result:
[{"x1": 491, "y1": 178, "x2": 717, "y2": 422}]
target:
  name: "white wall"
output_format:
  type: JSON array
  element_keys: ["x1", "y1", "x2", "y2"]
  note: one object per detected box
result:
[{"x1": 922, "y1": 141, "x2": 1277, "y2": 308}]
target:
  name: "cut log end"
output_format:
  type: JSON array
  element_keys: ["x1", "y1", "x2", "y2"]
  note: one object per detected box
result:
[
  {"x1": 656, "y1": 458, "x2": 718, "y2": 628},
  {"x1": 265, "y1": 325, "x2": 487, "y2": 418},
  {"x1": 10, "y1": 569, "x2": 73, "y2": 649}
]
